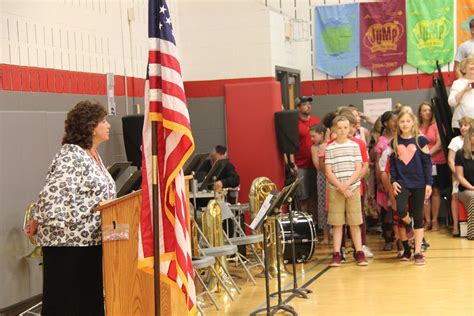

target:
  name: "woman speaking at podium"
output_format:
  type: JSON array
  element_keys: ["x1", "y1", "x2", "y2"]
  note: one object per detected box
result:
[{"x1": 24, "y1": 100, "x2": 116, "y2": 316}]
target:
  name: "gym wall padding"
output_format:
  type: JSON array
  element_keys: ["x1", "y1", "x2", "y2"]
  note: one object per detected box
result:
[{"x1": 225, "y1": 80, "x2": 285, "y2": 203}]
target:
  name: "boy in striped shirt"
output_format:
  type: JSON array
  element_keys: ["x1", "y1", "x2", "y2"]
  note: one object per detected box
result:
[{"x1": 325, "y1": 116, "x2": 368, "y2": 266}]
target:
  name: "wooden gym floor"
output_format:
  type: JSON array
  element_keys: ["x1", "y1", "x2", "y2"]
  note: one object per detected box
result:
[{"x1": 202, "y1": 227, "x2": 474, "y2": 316}]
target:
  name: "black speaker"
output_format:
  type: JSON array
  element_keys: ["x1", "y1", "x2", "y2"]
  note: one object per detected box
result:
[
  {"x1": 122, "y1": 115, "x2": 144, "y2": 168},
  {"x1": 274, "y1": 110, "x2": 299, "y2": 154}
]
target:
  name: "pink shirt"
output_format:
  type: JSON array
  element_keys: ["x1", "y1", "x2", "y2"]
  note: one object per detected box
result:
[
  {"x1": 420, "y1": 123, "x2": 446, "y2": 165},
  {"x1": 374, "y1": 135, "x2": 391, "y2": 155}
]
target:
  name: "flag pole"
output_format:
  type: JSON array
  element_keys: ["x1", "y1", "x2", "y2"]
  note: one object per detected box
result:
[{"x1": 151, "y1": 119, "x2": 161, "y2": 316}]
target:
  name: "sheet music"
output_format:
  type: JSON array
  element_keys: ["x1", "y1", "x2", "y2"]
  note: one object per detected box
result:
[{"x1": 249, "y1": 193, "x2": 276, "y2": 231}]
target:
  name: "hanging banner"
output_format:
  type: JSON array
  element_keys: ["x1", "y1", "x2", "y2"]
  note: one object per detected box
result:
[
  {"x1": 314, "y1": 3, "x2": 360, "y2": 78},
  {"x1": 360, "y1": 0, "x2": 406, "y2": 76},
  {"x1": 457, "y1": 0, "x2": 474, "y2": 47},
  {"x1": 407, "y1": 0, "x2": 454, "y2": 74}
]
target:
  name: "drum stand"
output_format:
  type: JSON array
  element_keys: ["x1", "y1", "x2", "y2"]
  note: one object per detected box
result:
[
  {"x1": 250, "y1": 189, "x2": 297, "y2": 316},
  {"x1": 283, "y1": 197, "x2": 312, "y2": 298},
  {"x1": 270, "y1": 178, "x2": 312, "y2": 299},
  {"x1": 250, "y1": 213, "x2": 297, "y2": 316}
]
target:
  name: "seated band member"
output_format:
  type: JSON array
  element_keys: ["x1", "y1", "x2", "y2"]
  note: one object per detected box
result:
[
  {"x1": 197, "y1": 145, "x2": 242, "y2": 253},
  {"x1": 198, "y1": 145, "x2": 240, "y2": 202}
]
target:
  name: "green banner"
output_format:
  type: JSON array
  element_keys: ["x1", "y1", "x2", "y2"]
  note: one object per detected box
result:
[{"x1": 407, "y1": 0, "x2": 454, "y2": 74}]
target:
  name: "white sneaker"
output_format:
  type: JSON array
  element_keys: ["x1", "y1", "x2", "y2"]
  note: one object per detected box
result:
[
  {"x1": 362, "y1": 245, "x2": 374, "y2": 258},
  {"x1": 340, "y1": 247, "x2": 347, "y2": 263}
]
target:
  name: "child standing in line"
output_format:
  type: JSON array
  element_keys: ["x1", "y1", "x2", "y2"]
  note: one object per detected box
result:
[
  {"x1": 310, "y1": 124, "x2": 330, "y2": 245},
  {"x1": 448, "y1": 117, "x2": 472, "y2": 236},
  {"x1": 379, "y1": 145, "x2": 404, "y2": 257},
  {"x1": 390, "y1": 111, "x2": 433, "y2": 265},
  {"x1": 374, "y1": 111, "x2": 397, "y2": 251},
  {"x1": 325, "y1": 116, "x2": 367, "y2": 266}
]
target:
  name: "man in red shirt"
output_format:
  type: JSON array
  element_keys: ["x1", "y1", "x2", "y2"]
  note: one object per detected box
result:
[{"x1": 289, "y1": 96, "x2": 320, "y2": 213}]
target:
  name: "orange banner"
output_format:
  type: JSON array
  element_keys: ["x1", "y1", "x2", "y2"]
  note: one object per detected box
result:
[{"x1": 457, "y1": 0, "x2": 474, "y2": 46}]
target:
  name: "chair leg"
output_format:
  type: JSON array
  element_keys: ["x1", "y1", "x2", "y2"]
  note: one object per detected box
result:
[
  {"x1": 237, "y1": 253, "x2": 257, "y2": 285},
  {"x1": 196, "y1": 302, "x2": 205, "y2": 316},
  {"x1": 250, "y1": 244, "x2": 265, "y2": 268},
  {"x1": 214, "y1": 256, "x2": 241, "y2": 294},
  {"x1": 209, "y1": 265, "x2": 235, "y2": 301},
  {"x1": 195, "y1": 270, "x2": 221, "y2": 309}
]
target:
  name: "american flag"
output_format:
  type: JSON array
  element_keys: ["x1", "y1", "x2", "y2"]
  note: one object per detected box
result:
[{"x1": 139, "y1": 0, "x2": 196, "y2": 313}]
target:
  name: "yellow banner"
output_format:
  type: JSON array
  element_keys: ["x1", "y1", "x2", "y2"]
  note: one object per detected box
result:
[{"x1": 457, "y1": 0, "x2": 474, "y2": 46}]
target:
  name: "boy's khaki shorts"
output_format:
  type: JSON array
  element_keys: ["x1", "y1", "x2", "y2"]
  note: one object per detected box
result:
[{"x1": 327, "y1": 187, "x2": 362, "y2": 226}]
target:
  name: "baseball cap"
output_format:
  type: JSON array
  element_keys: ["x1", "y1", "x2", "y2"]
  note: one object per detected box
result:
[{"x1": 295, "y1": 96, "x2": 313, "y2": 106}]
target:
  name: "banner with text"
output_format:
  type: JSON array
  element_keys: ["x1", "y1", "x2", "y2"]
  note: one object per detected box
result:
[
  {"x1": 360, "y1": 0, "x2": 406, "y2": 76},
  {"x1": 315, "y1": 3, "x2": 360, "y2": 78},
  {"x1": 407, "y1": 0, "x2": 454, "y2": 74},
  {"x1": 457, "y1": 0, "x2": 474, "y2": 47}
]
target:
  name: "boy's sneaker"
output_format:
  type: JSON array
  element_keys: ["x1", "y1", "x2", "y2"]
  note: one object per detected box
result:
[
  {"x1": 400, "y1": 250, "x2": 411, "y2": 261},
  {"x1": 362, "y1": 245, "x2": 374, "y2": 258},
  {"x1": 355, "y1": 251, "x2": 369, "y2": 266},
  {"x1": 414, "y1": 253, "x2": 426, "y2": 265},
  {"x1": 330, "y1": 252, "x2": 342, "y2": 267}
]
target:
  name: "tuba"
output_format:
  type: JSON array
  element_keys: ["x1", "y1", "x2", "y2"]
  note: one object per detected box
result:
[
  {"x1": 201, "y1": 197, "x2": 233, "y2": 292},
  {"x1": 248, "y1": 177, "x2": 284, "y2": 278}
]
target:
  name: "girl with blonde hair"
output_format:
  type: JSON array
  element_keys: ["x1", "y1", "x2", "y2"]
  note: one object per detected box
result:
[{"x1": 390, "y1": 111, "x2": 432, "y2": 265}]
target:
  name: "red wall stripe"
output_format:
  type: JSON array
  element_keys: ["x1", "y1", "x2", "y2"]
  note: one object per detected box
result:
[
  {"x1": 328, "y1": 79, "x2": 343, "y2": 94},
  {"x1": 403, "y1": 74, "x2": 418, "y2": 90},
  {"x1": 0, "y1": 64, "x2": 452, "y2": 99},
  {"x1": 373, "y1": 76, "x2": 387, "y2": 92},
  {"x1": 358, "y1": 78, "x2": 372, "y2": 93},
  {"x1": 183, "y1": 77, "x2": 275, "y2": 98},
  {"x1": 387, "y1": 76, "x2": 403, "y2": 91},
  {"x1": 343, "y1": 78, "x2": 357, "y2": 94}
]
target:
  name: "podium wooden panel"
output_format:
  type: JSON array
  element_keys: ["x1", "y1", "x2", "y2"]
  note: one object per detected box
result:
[{"x1": 99, "y1": 190, "x2": 188, "y2": 316}]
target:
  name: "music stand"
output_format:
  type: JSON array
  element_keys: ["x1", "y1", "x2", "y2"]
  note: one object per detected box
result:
[
  {"x1": 116, "y1": 170, "x2": 142, "y2": 198},
  {"x1": 107, "y1": 162, "x2": 132, "y2": 181},
  {"x1": 184, "y1": 153, "x2": 208, "y2": 176},
  {"x1": 271, "y1": 177, "x2": 312, "y2": 299},
  {"x1": 249, "y1": 185, "x2": 297, "y2": 316},
  {"x1": 198, "y1": 159, "x2": 229, "y2": 191}
]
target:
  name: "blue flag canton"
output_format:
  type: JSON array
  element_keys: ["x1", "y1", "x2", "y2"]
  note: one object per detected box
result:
[{"x1": 149, "y1": 0, "x2": 175, "y2": 44}]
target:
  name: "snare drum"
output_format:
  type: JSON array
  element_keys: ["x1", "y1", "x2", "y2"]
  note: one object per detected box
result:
[{"x1": 279, "y1": 211, "x2": 316, "y2": 263}]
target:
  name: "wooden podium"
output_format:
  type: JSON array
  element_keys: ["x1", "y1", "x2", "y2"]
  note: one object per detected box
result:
[{"x1": 99, "y1": 191, "x2": 188, "y2": 315}]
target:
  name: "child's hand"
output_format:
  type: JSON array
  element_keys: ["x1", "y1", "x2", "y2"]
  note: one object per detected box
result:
[
  {"x1": 392, "y1": 182, "x2": 401, "y2": 196},
  {"x1": 343, "y1": 189, "x2": 353, "y2": 199},
  {"x1": 339, "y1": 182, "x2": 349, "y2": 192},
  {"x1": 425, "y1": 185, "x2": 432, "y2": 199}
]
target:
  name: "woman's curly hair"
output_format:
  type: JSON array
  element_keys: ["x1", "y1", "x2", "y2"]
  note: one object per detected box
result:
[{"x1": 62, "y1": 100, "x2": 107, "y2": 149}]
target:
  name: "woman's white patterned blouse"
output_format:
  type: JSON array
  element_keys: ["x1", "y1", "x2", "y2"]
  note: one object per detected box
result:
[{"x1": 32, "y1": 144, "x2": 116, "y2": 247}]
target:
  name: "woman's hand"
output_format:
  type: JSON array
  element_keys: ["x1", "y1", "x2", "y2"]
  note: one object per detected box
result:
[
  {"x1": 24, "y1": 219, "x2": 38, "y2": 237},
  {"x1": 392, "y1": 182, "x2": 401, "y2": 197},
  {"x1": 425, "y1": 185, "x2": 432, "y2": 199}
]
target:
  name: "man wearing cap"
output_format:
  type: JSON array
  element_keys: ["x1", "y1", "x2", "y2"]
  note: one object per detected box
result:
[
  {"x1": 289, "y1": 96, "x2": 320, "y2": 212},
  {"x1": 454, "y1": 19, "x2": 474, "y2": 79}
]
